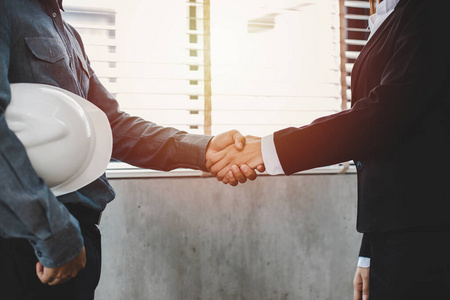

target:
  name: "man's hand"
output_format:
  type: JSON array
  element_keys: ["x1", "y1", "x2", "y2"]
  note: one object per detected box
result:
[
  {"x1": 222, "y1": 164, "x2": 266, "y2": 186},
  {"x1": 36, "y1": 247, "x2": 86, "y2": 286},
  {"x1": 207, "y1": 135, "x2": 264, "y2": 181},
  {"x1": 205, "y1": 130, "x2": 245, "y2": 162},
  {"x1": 205, "y1": 130, "x2": 263, "y2": 186},
  {"x1": 353, "y1": 266, "x2": 370, "y2": 300}
]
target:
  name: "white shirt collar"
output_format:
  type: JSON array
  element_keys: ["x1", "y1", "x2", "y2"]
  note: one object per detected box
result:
[
  {"x1": 376, "y1": 0, "x2": 399, "y2": 15},
  {"x1": 368, "y1": 0, "x2": 400, "y2": 40}
]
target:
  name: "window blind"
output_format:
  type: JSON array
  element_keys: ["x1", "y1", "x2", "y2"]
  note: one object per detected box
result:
[
  {"x1": 209, "y1": 0, "x2": 342, "y2": 137},
  {"x1": 341, "y1": 1, "x2": 370, "y2": 103},
  {"x1": 64, "y1": 0, "x2": 343, "y2": 138},
  {"x1": 62, "y1": 6, "x2": 118, "y2": 94},
  {"x1": 62, "y1": 0, "x2": 354, "y2": 176}
]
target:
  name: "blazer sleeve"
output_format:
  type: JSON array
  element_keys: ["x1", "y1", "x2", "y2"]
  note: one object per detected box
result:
[
  {"x1": 272, "y1": 2, "x2": 448, "y2": 175},
  {"x1": 359, "y1": 233, "x2": 371, "y2": 258}
]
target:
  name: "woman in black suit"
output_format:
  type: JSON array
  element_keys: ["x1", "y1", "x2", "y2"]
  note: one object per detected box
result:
[{"x1": 207, "y1": 0, "x2": 450, "y2": 299}]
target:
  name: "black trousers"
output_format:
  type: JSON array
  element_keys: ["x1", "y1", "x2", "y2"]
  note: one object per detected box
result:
[
  {"x1": 369, "y1": 228, "x2": 450, "y2": 300},
  {"x1": 0, "y1": 222, "x2": 101, "y2": 300}
]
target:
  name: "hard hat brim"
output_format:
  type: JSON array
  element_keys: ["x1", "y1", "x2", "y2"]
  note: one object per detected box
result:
[{"x1": 51, "y1": 86, "x2": 113, "y2": 196}]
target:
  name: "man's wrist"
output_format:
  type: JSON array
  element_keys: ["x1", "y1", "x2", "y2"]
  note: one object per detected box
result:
[{"x1": 30, "y1": 215, "x2": 84, "y2": 268}]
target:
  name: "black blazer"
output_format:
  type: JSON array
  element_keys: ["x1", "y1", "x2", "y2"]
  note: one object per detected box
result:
[{"x1": 273, "y1": 0, "x2": 450, "y2": 233}]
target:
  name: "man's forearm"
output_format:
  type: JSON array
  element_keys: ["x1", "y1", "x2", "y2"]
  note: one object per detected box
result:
[{"x1": 0, "y1": 118, "x2": 84, "y2": 267}]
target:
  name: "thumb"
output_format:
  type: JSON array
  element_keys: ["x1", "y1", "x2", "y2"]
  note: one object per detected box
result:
[
  {"x1": 36, "y1": 262, "x2": 45, "y2": 281},
  {"x1": 230, "y1": 130, "x2": 245, "y2": 150},
  {"x1": 36, "y1": 262, "x2": 54, "y2": 284}
]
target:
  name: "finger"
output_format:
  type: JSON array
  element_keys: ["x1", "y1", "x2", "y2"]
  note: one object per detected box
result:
[
  {"x1": 231, "y1": 165, "x2": 248, "y2": 183},
  {"x1": 216, "y1": 165, "x2": 232, "y2": 181},
  {"x1": 353, "y1": 272, "x2": 361, "y2": 300},
  {"x1": 353, "y1": 283, "x2": 362, "y2": 300},
  {"x1": 362, "y1": 271, "x2": 369, "y2": 300},
  {"x1": 36, "y1": 262, "x2": 45, "y2": 282},
  {"x1": 48, "y1": 274, "x2": 75, "y2": 286},
  {"x1": 354, "y1": 268, "x2": 368, "y2": 300},
  {"x1": 221, "y1": 172, "x2": 231, "y2": 185},
  {"x1": 354, "y1": 288, "x2": 362, "y2": 300},
  {"x1": 206, "y1": 150, "x2": 228, "y2": 172},
  {"x1": 230, "y1": 130, "x2": 245, "y2": 150},
  {"x1": 37, "y1": 267, "x2": 54, "y2": 285},
  {"x1": 256, "y1": 164, "x2": 266, "y2": 173},
  {"x1": 240, "y1": 164, "x2": 257, "y2": 181},
  {"x1": 48, "y1": 277, "x2": 63, "y2": 286},
  {"x1": 210, "y1": 156, "x2": 233, "y2": 178},
  {"x1": 225, "y1": 171, "x2": 239, "y2": 186}
]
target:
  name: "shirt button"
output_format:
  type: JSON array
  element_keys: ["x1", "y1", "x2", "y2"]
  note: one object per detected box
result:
[
  {"x1": 36, "y1": 250, "x2": 42, "y2": 257},
  {"x1": 30, "y1": 240, "x2": 37, "y2": 245},
  {"x1": 356, "y1": 161, "x2": 363, "y2": 171},
  {"x1": 52, "y1": 12, "x2": 57, "y2": 18}
]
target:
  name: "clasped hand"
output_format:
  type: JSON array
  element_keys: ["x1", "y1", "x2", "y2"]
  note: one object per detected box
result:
[
  {"x1": 36, "y1": 246, "x2": 86, "y2": 286},
  {"x1": 205, "y1": 130, "x2": 264, "y2": 185}
]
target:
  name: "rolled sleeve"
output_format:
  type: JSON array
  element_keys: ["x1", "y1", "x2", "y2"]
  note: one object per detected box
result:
[
  {"x1": 87, "y1": 74, "x2": 213, "y2": 172},
  {"x1": 0, "y1": 117, "x2": 84, "y2": 268},
  {"x1": 30, "y1": 214, "x2": 83, "y2": 268}
]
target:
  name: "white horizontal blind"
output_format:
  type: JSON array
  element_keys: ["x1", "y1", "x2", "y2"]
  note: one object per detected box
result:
[
  {"x1": 62, "y1": 5, "x2": 118, "y2": 94},
  {"x1": 63, "y1": 0, "x2": 343, "y2": 138},
  {"x1": 209, "y1": 0, "x2": 342, "y2": 137},
  {"x1": 113, "y1": 0, "x2": 206, "y2": 134},
  {"x1": 65, "y1": 0, "x2": 205, "y2": 134},
  {"x1": 342, "y1": 1, "x2": 371, "y2": 103},
  {"x1": 62, "y1": 1, "x2": 356, "y2": 176}
]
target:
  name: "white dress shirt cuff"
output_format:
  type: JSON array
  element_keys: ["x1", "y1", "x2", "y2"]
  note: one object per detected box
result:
[
  {"x1": 261, "y1": 134, "x2": 285, "y2": 175},
  {"x1": 357, "y1": 256, "x2": 371, "y2": 268}
]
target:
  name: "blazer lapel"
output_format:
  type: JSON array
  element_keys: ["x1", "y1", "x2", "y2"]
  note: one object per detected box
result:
[{"x1": 350, "y1": 3, "x2": 404, "y2": 103}]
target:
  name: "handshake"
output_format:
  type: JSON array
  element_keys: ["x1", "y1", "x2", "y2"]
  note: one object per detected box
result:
[{"x1": 205, "y1": 130, "x2": 266, "y2": 186}]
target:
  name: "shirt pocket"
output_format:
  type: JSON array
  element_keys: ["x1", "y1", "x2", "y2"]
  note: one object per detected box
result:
[
  {"x1": 23, "y1": 37, "x2": 70, "y2": 83},
  {"x1": 24, "y1": 37, "x2": 67, "y2": 63},
  {"x1": 73, "y1": 48, "x2": 93, "y2": 94},
  {"x1": 75, "y1": 50, "x2": 93, "y2": 79}
]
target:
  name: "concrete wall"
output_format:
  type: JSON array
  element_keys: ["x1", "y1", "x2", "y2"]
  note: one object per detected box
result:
[{"x1": 96, "y1": 174, "x2": 360, "y2": 300}]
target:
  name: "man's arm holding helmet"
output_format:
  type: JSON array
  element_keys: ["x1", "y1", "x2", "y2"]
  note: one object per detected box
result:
[{"x1": 0, "y1": 2, "x2": 86, "y2": 283}]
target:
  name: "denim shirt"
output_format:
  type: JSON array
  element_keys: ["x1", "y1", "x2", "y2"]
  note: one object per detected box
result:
[{"x1": 0, "y1": 0, "x2": 211, "y2": 267}]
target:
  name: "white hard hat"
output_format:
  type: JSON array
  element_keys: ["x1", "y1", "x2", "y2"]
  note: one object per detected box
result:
[{"x1": 5, "y1": 83, "x2": 112, "y2": 196}]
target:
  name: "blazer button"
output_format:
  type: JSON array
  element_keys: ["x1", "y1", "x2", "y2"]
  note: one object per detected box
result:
[{"x1": 356, "y1": 161, "x2": 363, "y2": 171}]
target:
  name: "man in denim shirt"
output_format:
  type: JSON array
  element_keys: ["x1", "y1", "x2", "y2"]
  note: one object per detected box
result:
[{"x1": 0, "y1": 1, "x2": 258, "y2": 299}]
